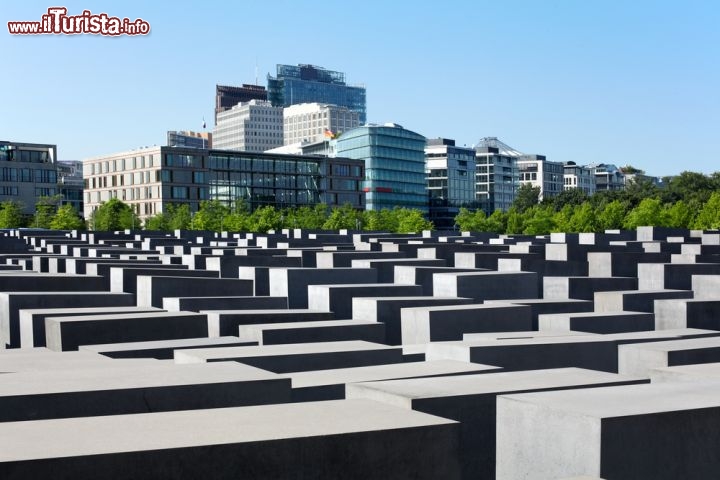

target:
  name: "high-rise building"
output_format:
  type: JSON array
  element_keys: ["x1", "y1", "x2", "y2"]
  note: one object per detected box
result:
[
  {"x1": 57, "y1": 160, "x2": 84, "y2": 215},
  {"x1": 425, "y1": 138, "x2": 476, "y2": 229},
  {"x1": 83, "y1": 146, "x2": 364, "y2": 221},
  {"x1": 336, "y1": 124, "x2": 426, "y2": 211},
  {"x1": 215, "y1": 84, "x2": 267, "y2": 124},
  {"x1": 268, "y1": 64, "x2": 367, "y2": 123},
  {"x1": 283, "y1": 103, "x2": 360, "y2": 146},
  {"x1": 167, "y1": 131, "x2": 212, "y2": 149},
  {"x1": 213, "y1": 100, "x2": 284, "y2": 152},
  {"x1": 0, "y1": 141, "x2": 58, "y2": 215},
  {"x1": 517, "y1": 154, "x2": 564, "y2": 201},
  {"x1": 563, "y1": 162, "x2": 596, "y2": 195},
  {"x1": 474, "y1": 137, "x2": 520, "y2": 214}
]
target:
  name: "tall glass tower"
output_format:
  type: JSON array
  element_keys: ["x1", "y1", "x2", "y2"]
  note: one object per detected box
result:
[
  {"x1": 267, "y1": 64, "x2": 367, "y2": 123},
  {"x1": 335, "y1": 124, "x2": 427, "y2": 211}
]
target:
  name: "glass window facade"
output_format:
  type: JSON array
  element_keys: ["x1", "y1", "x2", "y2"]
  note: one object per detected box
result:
[
  {"x1": 336, "y1": 125, "x2": 427, "y2": 211},
  {"x1": 268, "y1": 64, "x2": 366, "y2": 123}
]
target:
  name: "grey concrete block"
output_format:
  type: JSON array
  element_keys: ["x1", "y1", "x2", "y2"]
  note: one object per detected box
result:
[
  {"x1": 348, "y1": 368, "x2": 645, "y2": 480},
  {"x1": 308, "y1": 284, "x2": 423, "y2": 319},
  {"x1": 654, "y1": 298, "x2": 720, "y2": 330},
  {"x1": 496, "y1": 381, "x2": 720, "y2": 479},
  {"x1": 0, "y1": 361, "x2": 290, "y2": 421},
  {"x1": 426, "y1": 329, "x2": 720, "y2": 373},
  {"x1": 538, "y1": 311, "x2": 655, "y2": 334},
  {"x1": 289, "y1": 360, "x2": 499, "y2": 402},
  {"x1": 80, "y1": 337, "x2": 256, "y2": 359},
  {"x1": 269, "y1": 268, "x2": 377, "y2": 308},
  {"x1": 587, "y1": 251, "x2": 670, "y2": 278},
  {"x1": 204, "y1": 309, "x2": 335, "y2": 337},
  {"x1": 351, "y1": 258, "x2": 446, "y2": 283},
  {"x1": 485, "y1": 298, "x2": 594, "y2": 330},
  {"x1": 19, "y1": 307, "x2": 163, "y2": 348},
  {"x1": 353, "y1": 296, "x2": 474, "y2": 345},
  {"x1": 650, "y1": 362, "x2": 720, "y2": 383},
  {"x1": 175, "y1": 340, "x2": 405, "y2": 373},
  {"x1": 45, "y1": 311, "x2": 209, "y2": 352},
  {"x1": 315, "y1": 251, "x2": 407, "y2": 268},
  {"x1": 0, "y1": 399, "x2": 461, "y2": 480},
  {"x1": 618, "y1": 337, "x2": 720, "y2": 377},
  {"x1": 163, "y1": 296, "x2": 288, "y2": 312},
  {"x1": 238, "y1": 319, "x2": 386, "y2": 345},
  {"x1": 110, "y1": 267, "x2": 216, "y2": 294},
  {"x1": 136, "y1": 276, "x2": 253, "y2": 308},
  {"x1": 691, "y1": 274, "x2": 720, "y2": 299},
  {"x1": 394, "y1": 266, "x2": 482, "y2": 295},
  {"x1": 433, "y1": 271, "x2": 538, "y2": 302},
  {"x1": 401, "y1": 303, "x2": 533, "y2": 345},
  {"x1": 543, "y1": 276, "x2": 638, "y2": 301},
  {"x1": 594, "y1": 289, "x2": 693, "y2": 313},
  {"x1": 638, "y1": 263, "x2": 720, "y2": 290},
  {"x1": 0, "y1": 292, "x2": 135, "y2": 348}
]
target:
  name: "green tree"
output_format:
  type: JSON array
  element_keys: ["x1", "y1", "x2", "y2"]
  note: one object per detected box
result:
[
  {"x1": 284, "y1": 204, "x2": 328, "y2": 229},
  {"x1": 323, "y1": 203, "x2": 362, "y2": 230},
  {"x1": 596, "y1": 200, "x2": 628, "y2": 230},
  {"x1": 91, "y1": 198, "x2": 139, "y2": 231},
  {"x1": 248, "y1": 205, "x2": 283, "y2": 232},
  {"x1": 623, "y1": 197, "x2": 665, "y2": 229},
  {"x1": 693, "y1": 192, "x2": 720, "y2": 230},
  {"x1": 484, "y1": 210, "x2": 508, "y2": 234},
  {"x1": 663, "y1": 171, "x2": 715, "y2": 205},
  {"x1": 552, "y1": 204, "x2": 574, "y2": 232},
  {"x1": 522, "y1": 205, "x2": 556, "y2": 235},
  {"x1": 0, "y1": 201, "x2": 25, "y2": 229},
  {"x1": 167, "y1": 204, "x2": 192, "y2": 230},
  {"x1": 190, "y1": 200, "x2": 230, "y2": 231},
  {"x1": 663, "y1": 200, "x2": 695, "y2": 229},
  {"x1": 49, "y1": 204, "x2": 85, "y2": 230},
  {"x1": 454, "y1": 208, "x2": 487, "y2": 231},
  {"x1": 544, "y1": 189, "x2": 588, "y2": 211},
  {"x1": 144, "y1": 212, "x2": 169, "y2": 231},
  {"x1": 396, "y1": 208, "x2": 433, "y2": 233},
  {"x1": 513, "y1": 184, "x2": 541, "y2": 213},
  {"x1": 568, "y1": 203, "x2": 598, "y2": 232},
  {"x1": 32, "y1": 195, "x2": 63, "y2": 228},
  {"x1": 505, "y1": 208, "x2": 524, "y2": 234}
]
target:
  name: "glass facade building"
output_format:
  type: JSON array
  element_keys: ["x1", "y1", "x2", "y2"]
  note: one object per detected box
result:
[
  {"x1": 517, "y1": 155, "x2": 564, "y2": 201},
  {"x1": 268, "y1": 64, "x2": 366, "y2": 123},
  {"x1": 83, "y1": 146, "x2": 364, "y2": 220},
  {"x1": 475, "y1": 147, "x2": 518, "y2": 215},
  {"x1": 335, "y1": 124, "x2": 427, "y2": 211},
  {"x1": 425, "y1": 138, "x2": 476, "y2": 229}
]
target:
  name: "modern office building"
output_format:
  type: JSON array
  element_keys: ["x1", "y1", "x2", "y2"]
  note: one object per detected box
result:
[
  {"x1": 57, "y1": 160, "x2": 84, "y2": 214},
  {"x1": 517, "y1": 154, "x2": 564, "y2": 201},
  {"x1": 283, "y1": 103, "x2": 360, "y2": 146},
  {"x1": 425, "y1": 138, "x2": 476, "y2": 228},
  {"x1": 474, "y1": 137, "x2": 520, "y2": 214},
  {"x1": 213, "y1": 100, "x2": 284, "y2": 152},
  {"x1": 167, "y1": 131, "x2": 212, "y2": 149},
  {"x1": 268, "y1": 64, "x2": 367, "y2": 123},
  {"x1": 83, "y1": 147, "x2": 364, "y2": 221},
  {"x1": 591, "y1": 163, "x2": 626, "y2": 191},
  {"x1": 564, "y1": 162, "x2": 597, "y2": 195},
  {"x1": 335, "y1": 124, "x2": 426, "y2": 211},
  {"x1": 0, "y1": 141, "x2": 58, "y2": 215},
  {"x1": 215, "y1": 84, "x2": 267, "y2": 124}
]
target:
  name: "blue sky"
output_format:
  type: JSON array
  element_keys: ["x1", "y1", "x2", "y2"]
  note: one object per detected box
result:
[{"x1": 1, "y1": 0, "x2": 718, "y2": 176}]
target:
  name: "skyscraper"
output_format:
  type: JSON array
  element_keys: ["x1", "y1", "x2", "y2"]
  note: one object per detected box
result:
[
  {"x1": 213, "y1": 100, "x2": 284, "y2": 152},
  {"x1": 283, "y1": 103, "x2": 360, "y2": 146},
  {"x1": 267, "y1": 64, "x2": 366, "y2": 123},
  {"x1": 336, "y1": 124, "x2": 426, "y2": 211}
]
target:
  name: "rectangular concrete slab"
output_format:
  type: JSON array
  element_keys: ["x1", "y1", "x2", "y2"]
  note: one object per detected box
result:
[
  {"x1": 174, "y1": 340, "x2": 405, "y2": 373},
  {"x1": 348, "y1": 368, "x2": 645, "y2": 480},
  {"x1": 0, "y1": 361, "x2": 290, "y2": 421},
  {"x1": 80, "y1": 336, "x2": 256, "y2": 359},
  {"x1": 0, "y1": 399, "x2": 461, "y2": 480},
  {"x1": 496, "y1": 381, "x2": 720, "y2": 480},
  {"x1": 237, "y1": 319, "x2": 386, "y2": 345}
]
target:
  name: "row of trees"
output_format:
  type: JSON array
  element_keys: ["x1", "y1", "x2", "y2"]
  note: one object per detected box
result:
[
  {"x1": 142, "y1": 200, "x2": 434, "y2": 233},
  {"x1": 0, "y1": 197, "x2": 85, "y2": 230},
  {"x1": 456, "y1": 171, "x2": 720, "y2": 234}
]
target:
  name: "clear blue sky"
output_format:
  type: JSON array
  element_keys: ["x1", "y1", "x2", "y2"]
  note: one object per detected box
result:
[{"x1": 1, "y1": 0, "x2": 718, "y2": 176}]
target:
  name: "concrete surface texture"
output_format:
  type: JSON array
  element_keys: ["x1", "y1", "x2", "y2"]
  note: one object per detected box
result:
[{"x1": 0, "y1": 227, "x2": 719, "y2": 478}]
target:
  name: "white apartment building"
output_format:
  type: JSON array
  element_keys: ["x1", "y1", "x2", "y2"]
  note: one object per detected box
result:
[
  {"x1": 517, "y1": 155, "x2": 564, "y2": 201},
  {"x1": 213, "y1": 100, "x2": 283, "y2": 152},
  {"x1": 283, "y1": 103, "x2": 360, "y2": 146}
]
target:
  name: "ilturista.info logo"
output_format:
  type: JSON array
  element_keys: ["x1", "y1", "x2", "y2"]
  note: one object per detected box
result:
[{"x1": 8, "y1": 7, "x2": 150, "y2": 36}]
